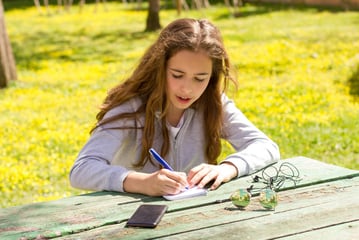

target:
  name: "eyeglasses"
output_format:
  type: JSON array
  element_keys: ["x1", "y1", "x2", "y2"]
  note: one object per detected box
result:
[{"x1": 230, "y1": 162, "x2": 302, "y2": 210}]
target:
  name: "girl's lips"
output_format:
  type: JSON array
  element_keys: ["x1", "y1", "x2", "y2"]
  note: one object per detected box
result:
[{"x1": 177, "y1": 96, "x2": 191, "y2": 104}]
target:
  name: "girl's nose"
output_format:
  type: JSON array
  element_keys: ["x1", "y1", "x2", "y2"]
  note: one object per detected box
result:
[{"x1": 180, "y1": 78, "x2": 192, "y2": 94}]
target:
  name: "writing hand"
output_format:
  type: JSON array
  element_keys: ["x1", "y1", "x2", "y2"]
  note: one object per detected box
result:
[{"x1": 124, "y1": 169, "x2": 188, "y2": 196}]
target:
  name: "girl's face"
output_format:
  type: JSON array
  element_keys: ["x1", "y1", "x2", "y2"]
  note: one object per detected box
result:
[{"x1": 166, "y1": 50, "x2": 212, "y2": 122}]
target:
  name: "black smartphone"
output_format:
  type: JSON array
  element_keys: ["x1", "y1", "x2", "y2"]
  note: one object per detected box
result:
[{"x1": 126, "y1": 204, "x2": 168, "y2": 228}]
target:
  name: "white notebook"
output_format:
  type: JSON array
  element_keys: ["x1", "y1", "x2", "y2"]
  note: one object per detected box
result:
[{"x1": 163, "y1": 186, "x2": 208, "y2": 201}]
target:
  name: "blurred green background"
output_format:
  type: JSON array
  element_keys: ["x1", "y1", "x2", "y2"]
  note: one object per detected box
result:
[{"x1": 0, "y1": 0, "x2": 358, "y2": 208}]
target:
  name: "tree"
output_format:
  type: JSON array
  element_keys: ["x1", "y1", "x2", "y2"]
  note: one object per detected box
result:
[
  {"x1": 145, "y1": 0, "x2": 161, "y2": 32},
  {"x1": 0, "y1": 0, "x2": 17, "y2": 88}
]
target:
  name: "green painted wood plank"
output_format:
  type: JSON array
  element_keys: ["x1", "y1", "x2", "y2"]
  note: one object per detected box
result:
[
  {"x1": 156, "y1": 193, "x2": 359, "y2": 240},
  {"x1": 55, "y1": 177, "x2": 359, "y2": 239},
  {"x1": 280, "y1": 220, "x2": 359, "y2": 240},
  {"x1": 0, "y1": 157, "x2": 358, "y2": 239},
  {"x1": 0, "y1": 195, "x2": 152, "y2": 239}
]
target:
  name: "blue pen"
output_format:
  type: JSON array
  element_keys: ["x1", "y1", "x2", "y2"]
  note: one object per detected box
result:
[
  {"x1": 149, "y1": 148, "x2": 174, "y2": 171},
  {"x1": 149, "y1": 148, "x2": 189, "y2": 190}
]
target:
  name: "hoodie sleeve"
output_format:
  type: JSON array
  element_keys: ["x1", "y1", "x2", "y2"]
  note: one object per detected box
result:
[
  {"x1": 219, "y1": 94, "x2": 280, "y2": 177},
  {"x1": 69, "y1": 99, "x2": 142, "y2": 192},
  {"x1": 69, "y1": 127, "x2": 133, "y2": 192}
]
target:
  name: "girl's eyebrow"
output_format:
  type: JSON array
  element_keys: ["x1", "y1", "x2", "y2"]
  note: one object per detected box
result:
[{"x1": 169, "y1": 68, "x2": 210, "y2": 76}]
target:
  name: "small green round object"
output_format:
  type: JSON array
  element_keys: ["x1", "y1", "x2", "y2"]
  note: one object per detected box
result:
[
  {"x1": 230, "y1": 189, "x2": 251, "y2": 208},
  {"x1": 259, "y1": 188, "x2": 278, "y2": 210}
]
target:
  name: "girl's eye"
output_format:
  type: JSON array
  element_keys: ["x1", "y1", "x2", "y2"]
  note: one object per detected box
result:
[
  {"x1": 195, "y1": 78, "x2": 206, "y2": 82},
  {"x1": 172, "y1": 74, "x2": 183, "y2": 79}
]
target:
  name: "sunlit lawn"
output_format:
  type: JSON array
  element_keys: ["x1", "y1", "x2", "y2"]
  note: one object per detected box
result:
[{"x1": 1, "y1": 1, "x2": 358, "y2": 208}]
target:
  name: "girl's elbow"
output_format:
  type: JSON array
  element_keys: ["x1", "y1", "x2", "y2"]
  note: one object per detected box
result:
[
  {"x1": 69, "y1": 166, "x2": 83, "y2": 189},
  {"x1": 271, "y1": 142, "x2": 281, "y2": 160}
]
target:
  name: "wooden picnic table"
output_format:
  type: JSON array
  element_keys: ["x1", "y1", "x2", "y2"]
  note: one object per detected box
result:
[{"x1": 1, "y1": 156, "x2": 358, "y2": 239}]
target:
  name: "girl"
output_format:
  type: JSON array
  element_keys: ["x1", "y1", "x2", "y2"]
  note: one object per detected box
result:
[{"x1": 70, "y1": 18, "x2": 280, "y2": 196}]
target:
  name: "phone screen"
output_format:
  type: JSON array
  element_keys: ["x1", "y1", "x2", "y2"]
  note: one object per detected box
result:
[{"x1": 126, "y1": 204, "x2": 168, "y2": 228}]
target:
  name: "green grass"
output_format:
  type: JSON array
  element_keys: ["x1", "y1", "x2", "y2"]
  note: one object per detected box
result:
[{"x1": 1, "y1": 1, "x2": 358, "y2": 208}]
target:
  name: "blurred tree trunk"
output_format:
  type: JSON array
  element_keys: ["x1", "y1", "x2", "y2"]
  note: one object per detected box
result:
[
  {"x1": 0, "y1": 0, "x2": 17, "y2": 88},
  {"x1": 145, "y1": 0, "x2": 161, "y2": 32}
]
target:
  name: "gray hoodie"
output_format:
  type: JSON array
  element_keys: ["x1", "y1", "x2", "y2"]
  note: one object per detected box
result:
[{"x1": 70, "y1": 94, "x2": 280, "y2": 192}]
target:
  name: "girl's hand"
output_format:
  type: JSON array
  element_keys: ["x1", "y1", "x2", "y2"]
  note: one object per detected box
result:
[
  {"x1": 187, "y1": 163, "x2": 238, "y2": 190},
  {"x1": 123, "y1": 169, "x2": 188, "y2": 196}
]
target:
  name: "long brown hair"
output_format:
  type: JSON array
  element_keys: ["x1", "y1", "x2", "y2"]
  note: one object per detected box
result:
[{"x1": 93, "y1": 18, "x2": 235, "y2": 167}]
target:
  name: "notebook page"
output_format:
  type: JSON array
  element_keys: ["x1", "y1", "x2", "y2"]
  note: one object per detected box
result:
[{"x1": 163, "y1": 187, "x2": 208, "y2": 201}]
